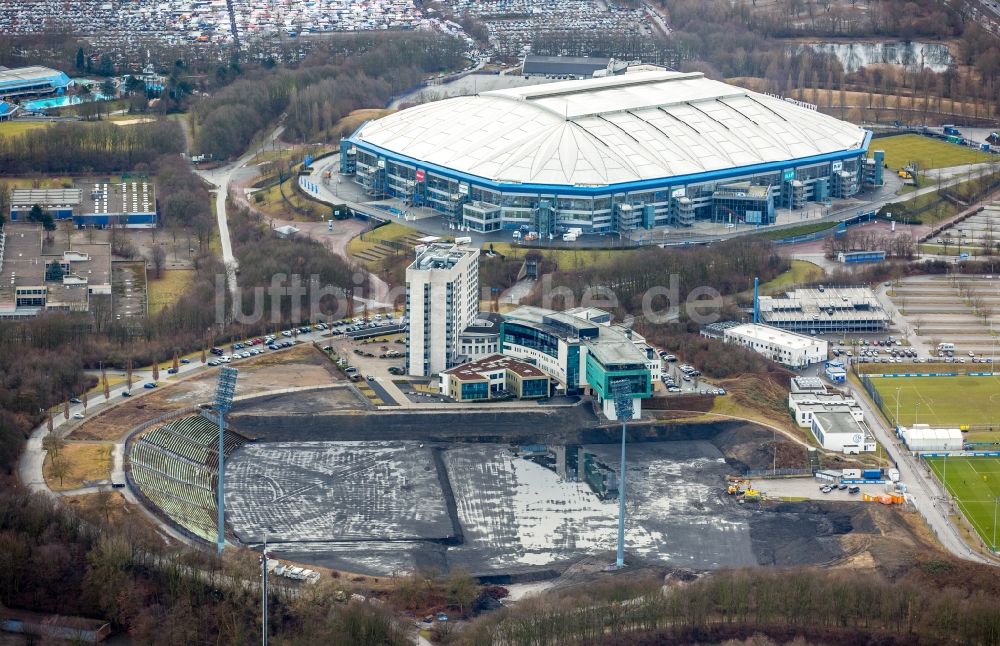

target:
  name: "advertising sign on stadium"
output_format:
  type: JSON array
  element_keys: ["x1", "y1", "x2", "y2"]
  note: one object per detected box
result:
[
  {"x1": 782, "y1": 169, "x2": 795, "y2": 181},
  {"x1": 832, "y1": 161, "x2": 843, "y2": 172},
  {"x1": 415, "y1": 169, "x2": 425, "y2": 182},
  {"x1": 670, "y1": 187, "x2": 686, "y2": 198},
  {"x1": 458, "y1": 183, "x2": 469, "y2": 196}
]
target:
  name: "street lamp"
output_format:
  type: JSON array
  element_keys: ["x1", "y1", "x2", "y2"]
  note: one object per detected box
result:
[
  {"x1": 610, "y1": 378, "x2": 634, "y2": 570},
  {"x1": 895, "y1": 387, "x2": 901, "y2": 432},
  {"x1": 993, "y1": 497, "x2": 999, "y2": 553},
  {"x1": 214, "y1": 366, "x2": 239, "y2": 554},
  {"x1": 260, "y1": 530, "x2": 270, "y2": 646}
]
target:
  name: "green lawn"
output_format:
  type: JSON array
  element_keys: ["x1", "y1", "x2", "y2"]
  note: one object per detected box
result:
[
  {"x1": 870, "y1": 375, "x2": 1000, "y2": 428},
  {"x1": 0, "y1": 120, "x2": 51, "y2": 136},
  {"x1": 761, "y1": 259, "x2": 823, "y2": 292},
  {"x1": 926, "y1": 456, "x2": 1000, "y2": 552},
  {"x1": 872, "y1": 134, "x2": 991, "y2": 172},
  {"x1": 749, "y1": 221, "x2": 838, "y2": 241}
]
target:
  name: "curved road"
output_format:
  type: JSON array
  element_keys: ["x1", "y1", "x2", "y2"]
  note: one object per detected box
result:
[{"x1": 195, "y1": 125, "x2": 286, "y2": 298}]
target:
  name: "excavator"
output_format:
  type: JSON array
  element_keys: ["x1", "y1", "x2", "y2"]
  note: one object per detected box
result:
[{"x1": 726, "y1": 477, "x2": 762, "y2": 502}]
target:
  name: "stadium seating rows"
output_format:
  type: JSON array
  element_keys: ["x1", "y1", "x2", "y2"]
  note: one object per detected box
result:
[{"x1": 128, "y1": 414, "x2": 248, "y2": 543}]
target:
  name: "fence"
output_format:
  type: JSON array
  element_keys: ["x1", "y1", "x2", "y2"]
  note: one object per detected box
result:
[
  {"x1": 859, "y1": 373, "x2": 892, "y2": 427},
  {"x1": 742, "y1": 467, "x2": 815, "y2": 478}
]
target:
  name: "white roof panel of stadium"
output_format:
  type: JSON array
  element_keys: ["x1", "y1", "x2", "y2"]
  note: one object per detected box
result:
[{"x1": 354, "y1": 71, "x2": 868, "y2": 187}]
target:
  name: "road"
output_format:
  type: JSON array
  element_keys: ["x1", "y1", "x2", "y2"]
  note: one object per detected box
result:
[
  {"x1": 16, "y1": 326, "x2": 338, "y2": 543},
  {"x1": 195, "y1": 125, "x2": 286, "y2": 298},
  {"x1": 845, "y1": 378, "x2": 996, "y2": 564}
]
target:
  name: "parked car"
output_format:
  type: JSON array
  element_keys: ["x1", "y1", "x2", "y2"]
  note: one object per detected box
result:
[
  {"x1": 180, "y1": 358, "x2": 191, "y2": 364},
  {"x1": 121, "y1": 391, "x2": 131, "y2": 397},
  {"x1": 73, "y1": 412, "x2": 85, "y2": 419},
  {"x1": 167, "y1": 368, "x2": 178, "y2": 374},
  {"x1": 70, "y1": 397, "x2": 82, "y2": 404},
  {"x1": 143, "y1": 382, "x2": 158, "y2": 389}
]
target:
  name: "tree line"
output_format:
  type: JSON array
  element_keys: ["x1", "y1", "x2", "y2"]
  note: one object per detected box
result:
[
  {"x1": 458, "y1": 565, "x2": 1000, "y2": 645},
  {"x1": 0, "y1": 121, "x2": 183, "y2": 174},
  {"x1": 194, "y1": 32, "x2": 466, "y2": 159}
]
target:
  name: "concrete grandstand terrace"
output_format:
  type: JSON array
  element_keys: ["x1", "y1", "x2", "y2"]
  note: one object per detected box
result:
[{"x1": 888, "y1": 275, "x2": 1000, "y2": 356}]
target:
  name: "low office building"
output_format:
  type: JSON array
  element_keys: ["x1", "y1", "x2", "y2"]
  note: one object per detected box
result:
[
  {"x1": 757, "y1": 286, "x2": 889, "y2": 333},
  {"x1": 721, "y1": 323, "x2": 828, "y2": 368},
  {"x1": 899, "y1": 424, "x2": 963, "y2": 452},
  {"x1": 825, "y1": 361, "x2": 847, "y2": 383},
  {"x1": 440, "y1": 354, "x2": 550, "y2": 402},
  {"x1": 789, "y1": 390, "x2": 864, "y2": 429},
  {"x1": 810, "y1": 411, "x2": 877, "y2": 454},
  {"x1": 0, "y1": 223, "x2": 112, "y2": 318},
  {"x1": 501, "y1": 305, "x2": 651, "y2": 420},
  {"x1": 10, "y1": 180, "x2": 157, "y2": 228},
  {"x1": 458, "y1": 312, "x2": 503, "y2": 362}
]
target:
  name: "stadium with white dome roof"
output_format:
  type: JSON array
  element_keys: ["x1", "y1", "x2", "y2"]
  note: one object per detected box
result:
[{"x1": 339, "y1": 70, "x2": 873, "y2": 236}]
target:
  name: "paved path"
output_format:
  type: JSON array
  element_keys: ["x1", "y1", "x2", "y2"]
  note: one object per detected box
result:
[{"x1": 196, "y1": 125, "x2": 286, "y2": 298}]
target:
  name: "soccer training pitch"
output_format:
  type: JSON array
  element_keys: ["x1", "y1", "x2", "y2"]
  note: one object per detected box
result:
[
  {"x1": 926, "y1": 456, "x2": 1000, "y2": 551},
  {"x1": 868, "y1": 375, "x2": 1000, "y2": 429}
]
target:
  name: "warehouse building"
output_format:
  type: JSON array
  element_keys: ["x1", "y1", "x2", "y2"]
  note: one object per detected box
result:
[
  {"x1": 0, "y1": 223, "x2": 111, "y2": 319},
  {"x1": 720, "y1": 323, "x2": 828, "y2": 368},
  {"x1": 520, "y1": 55, "x2": 624, "y2": 79},
  {"x1": 0, "y1": 66, "x2": 71, "y2": 99},
  {"x1": 439, "y1": 354, "x2": 550, "y2": 401},
  {"x1": 405, "y1": 241, "x2": 480, "y2": 376},
  {"x1": 501, "y1": 305, "x2": 653, "y2": 420},
  {"x1": 341, "y1": 70, "x2": 872, "y2": 238},
  {"x1": 9, "y1": 181, "x2": 157, "y2": 228},
  {"x1": 756, "y1": 286, "x2": 889, "y2": 333},
  {"x1": 900, "y1": 424, "x2": 963, "y2": 452}
]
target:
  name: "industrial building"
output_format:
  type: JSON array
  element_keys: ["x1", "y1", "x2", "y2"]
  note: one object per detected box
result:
[
  {"x1": 341, "y1": 70, "x2": 872, "y2": 238},
  {"x1": 837, "y1": 250, "x2": 886, "y2": 264},
  {"x1": 404, "y1": 242, "x2": 480, "y2": 376},
  {"x1": 520, "y1": 55, "x2": 626, "y2": 79},
  {"x1": 439, "y1": 354, "x2": 551, "y2": 401},
  {"x1": 900, "y1": 424, "x2": 963, "y2": 452},
  {"x1": 500, "y1": 305, "x2": 653, "y2": 420},
  {"x1": 0, "y1": 223, "x2": 111, "y2": 319},
  {"x1": 756, "y1": 286, "x2": 889, "y2": 333},
  {"x1": 720, "y1": 322, "x2": 828, "y2": 368},
  {"x1": 0, "y1": 65, "x2": 71, "y2": 99},
  {"x1": 9, "y1": 181, "x2": 157, "y2": 228}
]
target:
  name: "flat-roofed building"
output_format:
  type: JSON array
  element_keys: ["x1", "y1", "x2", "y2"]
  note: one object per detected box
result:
[
  {"x1": 458, "y1": 312, "x2": 503, "y2": 363},
  {"x1": 722, "y1": 323, "x2": 828, "y2": 368},
  {"x1": 10, "y1": 180, "x2": 157, "y2": 228},
  {"x1": 0, "y1": 66, "x2": 71, "y2": 99},
  {"x1": 501, "y1": 305, "x2": 651, "y2": 420},
  {"x1": 811, "y1": 410, "x2": 877, "y2": 454},
  {"x1": 757, "y1": 286, "x2": 889, "y2": 333},
  {"x1": 440, "y1": 354, "x2": 550, "y2": 402},
  {"x1": 0, "y1": 223, "x2": 111, "y2": 319}
]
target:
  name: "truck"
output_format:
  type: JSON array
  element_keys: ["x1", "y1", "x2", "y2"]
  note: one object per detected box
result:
[
  {"x1": 861, "y1": 468, "x2": 882, "y2": 480},
  {"x1": 562, "y1": 232, "x2": 577, "y2": 241},
  {"x1": 454, "y1": 236, "x2": 472, "y2": 245},
  {"x1": 943, "y1": 125, "x2": 961, "y2": 136},
  {"x1": 887, "y1": 468, "x2": 900, "y2": 483}
]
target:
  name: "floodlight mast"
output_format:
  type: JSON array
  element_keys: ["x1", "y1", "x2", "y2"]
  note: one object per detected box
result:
[
  {"x1": 213, "y1": 366, "x2": 239, "y2": 555},
  {"x1": 611, "y1": 378, "x2": 634, "y2": 569}
]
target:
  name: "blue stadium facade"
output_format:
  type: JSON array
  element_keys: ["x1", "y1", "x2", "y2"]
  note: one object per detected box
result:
[{"x1": 340, "y1": 71, "x2": 874, "y2": 237}]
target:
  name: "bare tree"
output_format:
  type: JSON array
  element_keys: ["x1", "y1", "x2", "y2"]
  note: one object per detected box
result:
[{"x1": 150, "y1": 244, "x2": 167, "y2": 279}]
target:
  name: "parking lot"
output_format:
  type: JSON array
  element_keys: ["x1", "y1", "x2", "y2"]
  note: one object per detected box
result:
[
  {"x1": 887, "y1": 275, "x2": 1000, "y2": 357},
  {"x1": 755, "y1": 477, "x2": 888, "y2": 502}
]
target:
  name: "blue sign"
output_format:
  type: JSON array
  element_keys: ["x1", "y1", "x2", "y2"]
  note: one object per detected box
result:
[
  {"x1": 783, "y1": 169, "x2": 795, "y2": 181},
  {"x1": 304, "y1": 154, "x2": 313, "y2": 167}
]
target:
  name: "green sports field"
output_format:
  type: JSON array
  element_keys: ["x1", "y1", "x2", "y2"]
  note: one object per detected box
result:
[
  {"x1": 926, "y1": 456, "x2": 1000, "y2": 551},
  {"x1": 869, "y1": 375, "x2": 1000, "y2": 429},
  {"x1": 872, "y1": 133, "x2": 992, "y2": 171}
]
